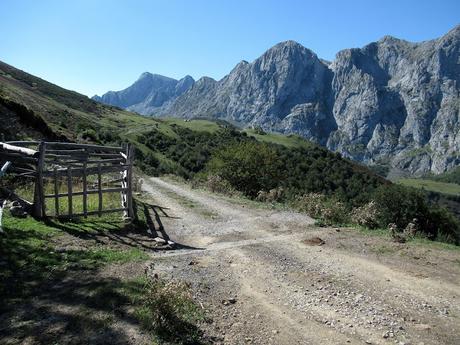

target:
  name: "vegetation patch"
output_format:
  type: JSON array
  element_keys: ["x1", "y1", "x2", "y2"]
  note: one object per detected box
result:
[
  {"x1": 0, "y1": 213, "x2": 149, "y2": 306},
  {"x1": 397, "y1": 178, "x2": 460, "y2": 196},
  {"x1": 134, "y1": 278, "x2": 208, "y2": 344}
]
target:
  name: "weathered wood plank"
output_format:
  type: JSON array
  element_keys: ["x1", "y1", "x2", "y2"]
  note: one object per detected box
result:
[
  {"x1": 42, "y1": 164, "x2": 130, "y2": 178},
  {"x1": 0, "y1": 161, "x2": 12, "y2": 177},
  {"x1": 0, "y1": 152, "x2": 38, "y2": 163},
  {"x1": 83, "y1": 162, "x2": 87, "y2": 218},
  {"x1": 126, "y1": 144, "x2": 135, "y2": 219},
  {"x1": 45, "y1": 142, "x2": 122, "y2": 152},
  {"x1": 97, "y1": 164, "x2": 102, "y2": 217},
  {"x1": 5, "y1": 141, "x2": 39, "y2": 146},
  {"x1": 0, "y1": 142, "x2": 39, "y2": 157},
  {"x1": 54, "y1": 167, "x2": 59, "y2": 217},
  {"x1": 56, "y1": 208, "x2": 127, "y2": 218},
  {"x1": 33, "y1": 142, "x2": 46, "y2": 218},
  {"x1": 44, "y1": 187, "x2": 127, "y2": 199},
  {"x1": 67, "y1": 167, "x2": 73, "y2": 216}
]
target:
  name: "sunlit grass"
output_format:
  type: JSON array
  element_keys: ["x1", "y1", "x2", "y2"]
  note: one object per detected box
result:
[
  {"x1": 397, "y1": 178, "x2": 460, "y2": 196},
  {"x1": 244, "y1": 129, "x2": 314, "y2": 148}
]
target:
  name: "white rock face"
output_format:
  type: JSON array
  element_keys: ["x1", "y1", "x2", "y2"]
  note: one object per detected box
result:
[
  {"x1": 92, "y1": 73, "x2": 195, "y2": 114},
  {"x1": 94, "y1": 26, "x2": 460, "y2": 174}
]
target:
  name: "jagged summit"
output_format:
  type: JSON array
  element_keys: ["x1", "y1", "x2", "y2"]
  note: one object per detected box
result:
[
  {"x1": 93, "y1": 25, "x2": 460, "y2": 175},
  {"x1": 260, "y1": 40, "x2": 318, "y2": 61}
]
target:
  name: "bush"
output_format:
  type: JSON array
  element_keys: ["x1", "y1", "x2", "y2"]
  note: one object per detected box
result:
[
  {"x1": 371, "y1": 184, "x2": 460, "y2": 244},
  {"x1": 351, "y1": 201, "x2": 381, "y2": 229},
  {"x1": 425, "y1": 207, "x2": 460, "y2": 244},
  {"x1": 256, "y1": 187, "x2": 285, "y2": 203},
  {"x1": 371, "y1": 184, "x2": 428, "y2": 230},
  {"x1": 137, "y1": 279, "x2": 205, "y2": 343},
  {"x1": 79, "y1": 128, "x2": 98, "y2": 141},
  {"x1": 206, "y1": 141, "x2": 283, "y2": 198},
  {"x1": 203, "y1": 174, "x2": 239, "y2": 196},
  {"x1": 294, "y1": 193, "x2": 349, "y2": 225}
]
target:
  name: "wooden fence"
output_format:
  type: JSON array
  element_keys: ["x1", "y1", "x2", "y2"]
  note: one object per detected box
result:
[{"x1": 0, "y1": 141, "x2": 135, "y2": 220}]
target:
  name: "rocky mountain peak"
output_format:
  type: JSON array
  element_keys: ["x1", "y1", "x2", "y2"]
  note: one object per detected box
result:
[{"x1": 94, "y1": 25, "x2": 460, "y2": 175}]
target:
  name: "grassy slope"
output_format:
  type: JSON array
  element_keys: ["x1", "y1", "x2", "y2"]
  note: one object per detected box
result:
[
  {"x1": 244, "y1": 129, "x2": 314, "y2": 148},
  {"x1": 397, "y1": 178, "x2": 460, "y2": 197},
  {"x1": 0, "y1": 60, "x2": 322, "y2": 177},
  {"x1": 0, "y1": 59, "x2": 317, "y2": 151}
]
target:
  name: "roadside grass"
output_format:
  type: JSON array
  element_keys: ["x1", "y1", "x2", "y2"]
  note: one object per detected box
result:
[
  {"x1": 150, "y1": 177, "x2": 220, "y2": 219},
  {"x1": 161, "y1": 174, "x2": 290, "y2": 212},
  {"x1": 0, "y1": 193, "x2": 209, "y2": 343},
  {"x1": 355, "y1": 225, "x2": 460, "y2": 252},
  {"x1": 0, "y1": 212, "x2": 149, "y2": 306},
  {"x1": 396, "y1": 178, "x2": 460, "y2": 196},
  {"x1": 15, "y1": 178, "x2": 124, "y2": 217},
  {"x1": 132, "y1": 278, "x2": 208, "y2": 344}
]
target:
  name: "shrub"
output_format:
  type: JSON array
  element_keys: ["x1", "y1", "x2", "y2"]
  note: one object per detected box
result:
[
  {"x1": 203, "y1": 174, "x2": 239, "y2": 196},
  {"x1": 294, "y1": 193, "x2": 349, "y2": 225},
  {"x1": 371, "y1": 184, "x2": 428, "y2": 230},
  {"x1": 351, "y1": 201, "x2": 381, "y2": 229},
  {"x1": 425, "y1": 207, "x2": 460, "y2": 244},
  {"x1": 371, "y1": 184, "x2": 460, "y2": 244},
  {"x1": 137, "y1": 279, "x2": 205, "y2": 343},
  {"x1": 256, "y1": 187, "x2": 285, "y2": 203},
  {"x1": 79, "y1": 128, "x2": 98, "y2": 141},
  {"x1": 206, "y1": 141, "x2": 283, "y2": 198}
]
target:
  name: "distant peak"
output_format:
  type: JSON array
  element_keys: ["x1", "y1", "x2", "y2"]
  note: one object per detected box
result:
[
  {"x1": 270, "y1": 40, "x2": 306, "y2": 51},
  {"x1": 180, "y1": 75, "x2": 195, "y2": 81},
  {"x1": 137, "y1": 72, "x2": 176, "y2": 82},
  {"x1": 197, "y1": 76, "x2": 216, "y2": 84},
  {"x1": 377, "y1": 35, "x2": 404, "y2": 45},
  {"x1": 264, "y1": 40, "x2": 316, "y2": 59},
  {"x1": 443, "y1": 24, "x2": 460, "y2": 38},
  {"x1": 138, "y1": 72, "x2": 153, "y2": 79},
  {"x1": 277, "y1": 40, "x2": 303, "y2": 47}
]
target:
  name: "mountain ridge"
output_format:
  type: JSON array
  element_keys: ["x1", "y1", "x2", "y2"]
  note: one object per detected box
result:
[{"x1": 94, "y1": 25, "x2": 460, "y2": 175}]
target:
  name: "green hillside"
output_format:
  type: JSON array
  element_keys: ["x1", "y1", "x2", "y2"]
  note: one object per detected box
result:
[
  {"x1": 397, "y1": 178, "x2": 460, "y2": 197},
  {"x1": 1, "y1": 60, "x2": 459, "y2": 244}
]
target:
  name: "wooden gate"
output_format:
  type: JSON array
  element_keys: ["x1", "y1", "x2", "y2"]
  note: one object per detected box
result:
[{"x1": 0, "y1": 141, "x2": 135, "y2": 220}]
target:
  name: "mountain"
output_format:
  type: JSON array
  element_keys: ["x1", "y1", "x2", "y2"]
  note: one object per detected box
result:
[
  {"x1": 94, "y1": 25, "x2": 460, "y2": 175},
  {"x1": 92, "y1": 73, "x2": 194, "y2": 115},
  {"x1": 0, "y1": 59, "x2": 389, "y2": 201}
]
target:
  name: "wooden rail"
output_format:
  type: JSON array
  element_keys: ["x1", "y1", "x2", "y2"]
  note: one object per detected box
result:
[{"x1": 1, "y1": 140, "x2": 135, "y2": 220}]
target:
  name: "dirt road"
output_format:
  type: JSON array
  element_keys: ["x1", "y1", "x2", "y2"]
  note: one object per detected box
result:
[{"x1": 143, "y1": 177, "x2": 460, "y2": 345}]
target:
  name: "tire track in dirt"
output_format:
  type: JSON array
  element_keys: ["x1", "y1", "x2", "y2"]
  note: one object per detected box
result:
[{"x1": 142, "y1": 177, "x2": 460, "y2": 345}]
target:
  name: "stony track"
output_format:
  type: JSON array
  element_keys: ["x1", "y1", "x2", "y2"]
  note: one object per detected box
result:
[{"x1": 143, "y1": 177, "x2": 460, "y2": 345}]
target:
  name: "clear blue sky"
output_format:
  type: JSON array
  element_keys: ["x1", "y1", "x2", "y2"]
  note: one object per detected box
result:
[{"x1": 1, "y1": 0, "x2": 458, "y2": 97}]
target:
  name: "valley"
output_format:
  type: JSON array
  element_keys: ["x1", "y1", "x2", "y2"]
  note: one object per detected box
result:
[{"x1": 1, "y1": 13, "x2": 459, "y2": 345}]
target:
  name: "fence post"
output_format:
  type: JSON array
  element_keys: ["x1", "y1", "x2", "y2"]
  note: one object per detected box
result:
[
  {"x1": 67, "y1": 167, "x2": 73, "y2": 217},
  {"x1": 54, "y1": 167, "x2": 59, "y2": 217},
  {"x1": 126, "y1": 144, "x2": 135, "y2": 219},
  {"x1": 97, "y1": 163, "x2": 102, "y2": 217},
  {"x1": 82, "y1": 162, "x2": 88, "y2": 218},
  {"x1": 33, "y1": 141, "x2": 46, "y2": 218}
]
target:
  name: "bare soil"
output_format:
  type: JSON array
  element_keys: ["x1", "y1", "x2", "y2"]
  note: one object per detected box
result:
[{"x1": 143, "y1": 177, "x2": 460, "y2": 345}]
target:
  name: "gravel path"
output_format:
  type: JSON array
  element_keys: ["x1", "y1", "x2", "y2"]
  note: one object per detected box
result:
[{"x1": 143, "y1": 177, "x2": 460, "y2": 345}]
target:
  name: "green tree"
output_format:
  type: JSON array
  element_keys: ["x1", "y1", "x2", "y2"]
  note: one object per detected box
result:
[{"x1": 207, "y1": 141, "x2": 283, "y2": 197}]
